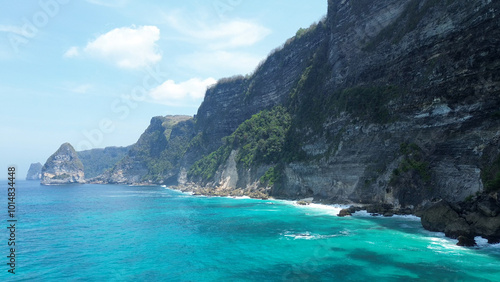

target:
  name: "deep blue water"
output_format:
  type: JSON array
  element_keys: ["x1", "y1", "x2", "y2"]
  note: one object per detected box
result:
[{"x1": 1, "y1": 181, "x2": 500, "y2": 281}]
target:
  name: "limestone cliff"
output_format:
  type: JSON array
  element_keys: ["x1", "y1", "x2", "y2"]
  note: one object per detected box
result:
[
  {"x1": 26, "y1": 162, "x2": 42, "y2": 180},
  {"x1": 41, "y1": 143, "x2": 85, "y2": 185},
  {"x1": 180, "y1": 0, "x2": 500, "y2": 207}
]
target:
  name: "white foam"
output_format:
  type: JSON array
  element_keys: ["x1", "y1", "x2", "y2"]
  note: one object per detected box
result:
[
  {"x1": 352, "y1": 210, "x2": 421, "y2": 221},
  {"x1": 228, "y1": 196, "x2": 251, "y2": 200},
  {"x1": 286, "y1": 201, "x2": 350, "y2": 216},
  {"x1": 281, "y1": 231, "x2": 340, "y2": 240},
  {"x1": 166, "y1": 187, "x2": 194, "y2": 196},
  {"x1": 475, "y1": 236, "x2": 490, "y2": 248},
  {"x1": 352, "y1": 210, "x2": 376, "y2": 217},
  {"x1": 475, "y1": 237, "x2": 500, "y2": 249},
  {"x1": 427, "y1": 236, "x2": 461, "y2": 252},
  {"x1": 392, "y1": 214, "x2": 421, "y2": 221}
]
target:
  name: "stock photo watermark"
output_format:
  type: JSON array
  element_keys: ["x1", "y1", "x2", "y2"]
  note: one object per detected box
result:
[{"x1": 8, "y1": 0, "x2": 71, "y2": 54}]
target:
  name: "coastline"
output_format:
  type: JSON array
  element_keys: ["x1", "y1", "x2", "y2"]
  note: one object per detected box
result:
[
  {"x1": 37, "y1": 180, "x2": 500, "y2": 247},
  {"x1": 170, "y1": 183, "x2": 414, "y2": 216}
]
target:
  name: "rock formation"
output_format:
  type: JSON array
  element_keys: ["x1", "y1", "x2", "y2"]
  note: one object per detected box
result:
[
  {"x1": 26, "y1": 162, "x2": 42, "y2": 180},
  {"x1": 421, "y1": 194, "x2": 500, "y2": 245},
  {"x1": 41, "y1": 143, "x2": 85, "y2": 185}
]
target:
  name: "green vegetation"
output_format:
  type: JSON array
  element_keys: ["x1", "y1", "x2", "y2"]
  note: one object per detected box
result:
[
  {"x1": 295, "y1": 22, "x2": 318, "y2": 39},
  {"x1": 188, "y1": 146, "x2": 232, "y2": 182},
  {"x1": 143, "y1": 120, "x2": 195, "y2": 182},
  {"x1": 333, "y1": 86, "x2": 398, "y2": 123},
  {"x1": 188, "y1": 106, "x2": 291, "y2": 183},
  {"x1": 260, "y1": 166, "x2": 283, "y2": 187},
  {"x1": 78, "y1": 147, "x2": 129, "y2": 179},
  {"x1": 162, "y1": 116, "x2": 192, "y2": 140},
  {"x1": 481, "y1": 155, "x2": 500, "y2": 192},
  {"x1": 390, "y1": 143, "x2": 431, "y2": 185},
  {"x1": 283, "y1": 38, "x2": 400, "y2": 162},
  {"x1": 289, "y1": 40, "x2": 398, "y2": 129}
]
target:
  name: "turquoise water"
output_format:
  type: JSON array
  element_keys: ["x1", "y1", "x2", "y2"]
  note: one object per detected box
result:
[{"x1": 2, "y1": 181, "x2": 500, "y2": 281}]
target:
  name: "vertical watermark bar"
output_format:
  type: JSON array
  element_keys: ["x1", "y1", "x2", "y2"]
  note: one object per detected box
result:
[{"x1": 6, "y1": 167, "x2": 16, "y2": 274}]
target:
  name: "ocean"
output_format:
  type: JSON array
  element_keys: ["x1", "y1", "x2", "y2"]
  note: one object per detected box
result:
[{"x1": 2, "y1": 181, "x2": 500, "y2": 281}]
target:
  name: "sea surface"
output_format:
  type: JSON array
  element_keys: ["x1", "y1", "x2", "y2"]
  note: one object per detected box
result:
[{"x1": 2, "y1": 181, "x2": 500, "y2": 281}]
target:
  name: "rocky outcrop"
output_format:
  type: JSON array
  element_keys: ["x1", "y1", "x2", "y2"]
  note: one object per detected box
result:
[
  {"x1": 421, "y1": 193, "x2": 500, "y2": 245},
  {"x1": 26, "y1": 162, "x2": 42, "y2": 180},
  {"x1": 338, "y1": 209, "x2": 352, "y2": 217},
  {"x1": 421, "y1": 200, "x2": 472, "y2": 238},
  {"x1": 41, "y1": 143, "x2": 85, "y2": 185}
]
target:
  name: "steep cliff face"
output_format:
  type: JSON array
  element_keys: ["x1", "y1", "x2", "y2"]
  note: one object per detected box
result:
[
  {"x1": 41, "y1": 143, "x2": 85, "y2": 185},
  {"x1": 189, "y1": 23, "x2": 328, "y2": 158},
  {"x1": 177, "y1": 0, "x2": 500, "y2": 210},
  {"x1": 26, "y1": 162, "x2": 42, "y2": 180},
  {"x1": 274, "y1": 0, "x2": 500, "y2": 207},
  {"x1": 96, "y1": 115, "x2": 195, "y2": 184}
]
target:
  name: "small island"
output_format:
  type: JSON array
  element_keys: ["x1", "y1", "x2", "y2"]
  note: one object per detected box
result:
[{"x1": 41, "y1": 143, "x2": 85, "y2": 185}]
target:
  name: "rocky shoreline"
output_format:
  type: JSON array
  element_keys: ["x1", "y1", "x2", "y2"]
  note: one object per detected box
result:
[
  {"x1": 172, "y1": 183, "x2": 271, "y2": 200},
  {"x1": 172, "y1": 183, "x2": 500, "y2": 247},
  {"x1": 334, "y1": 193, "x2": 500, "y2": 247},
  {"x1": 420, "y1": 193, "x2": 500, "y2": 246}
]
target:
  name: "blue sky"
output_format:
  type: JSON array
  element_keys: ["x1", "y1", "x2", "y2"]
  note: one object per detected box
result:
[{"x1": 0, "y1": 0, "x2": 327, "y2": 178}]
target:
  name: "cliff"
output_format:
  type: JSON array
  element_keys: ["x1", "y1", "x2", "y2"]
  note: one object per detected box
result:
[
  {"x1": 41, "y1": 143, "x2": 85, "y2": 185},
  {"x1": 94, "y1": 115, "x2": 195, "y2": 184},
  {"x1": 26, "y1": 162, "x2": 42, "y2": 180},
  {"x1": 77, "y1": 146, "x2": 129, "y2": 179},
  {"x1": 182, "y1": 0, "x2": 500, "y2": 205},
  {"x1": 271, "y1": 0, "x2": 500, "y2": 205}
]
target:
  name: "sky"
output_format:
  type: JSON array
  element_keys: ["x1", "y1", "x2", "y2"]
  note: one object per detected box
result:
[{"x1": 0, "y1": 0, "x2": 327, "y2": 179}]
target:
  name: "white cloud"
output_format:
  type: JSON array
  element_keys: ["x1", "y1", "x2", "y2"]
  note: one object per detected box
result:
[
  {"x1": 150, "y1": 78, "x2": 217, "y2": 105},
  {"x1": 178, "y1": 51, "x2": 264, "y2": 77},
  {"x1": 64, "y1": 46, "x2": 80, "y2": 58},
  {"x1": 83, "y1": 25, "x2": 161, "y2": 69},
  {"x1": 165, "y1": 13, "x2": 271, "y2": 49}
]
